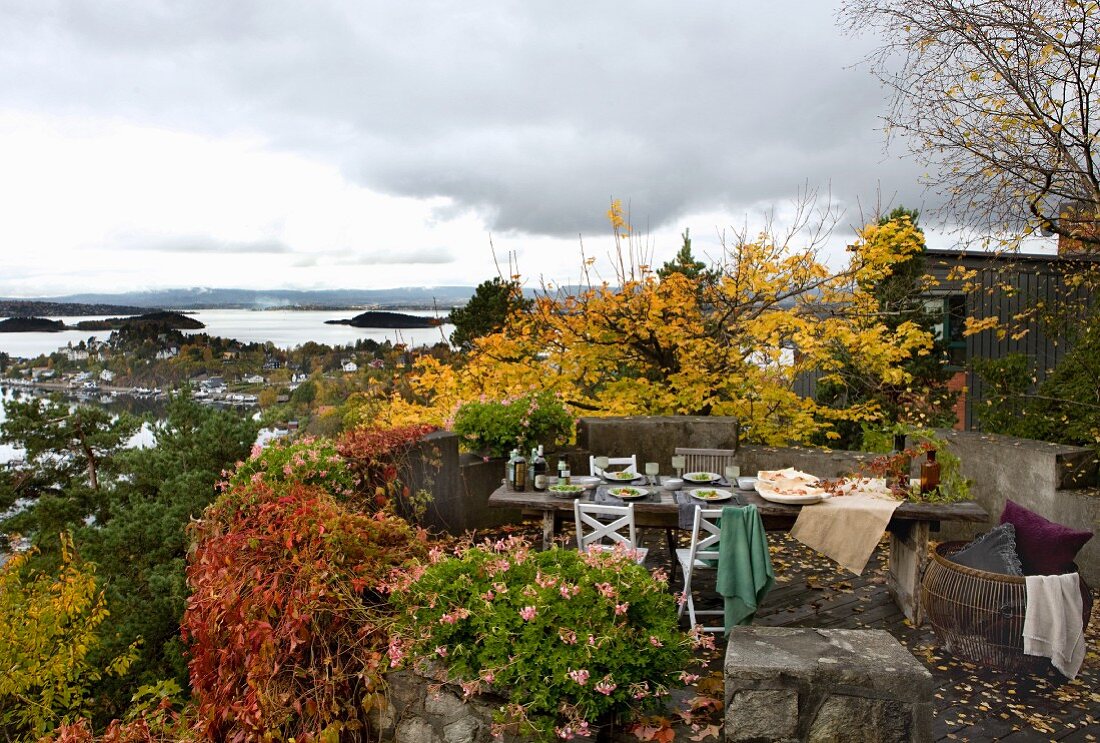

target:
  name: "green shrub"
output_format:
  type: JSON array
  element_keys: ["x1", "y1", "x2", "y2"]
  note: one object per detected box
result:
[
  {"x1": 392, "y1": 539, "x2": 695, "y2": 740},
  {"x1": 451, "y1": 392, "x2": 573, "y2": 459}
]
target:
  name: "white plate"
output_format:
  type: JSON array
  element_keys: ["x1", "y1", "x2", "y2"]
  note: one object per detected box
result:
[
  {"x1": 607, "y1": 486, "x2": 649, "y2": 500},
  {"x1": 754, "y1": 479, "x2": 829, "y2": 505},
  {"x1": 682, "y1": 471, "x2": 722, "y2": 484},
  {"x1": 603, "y1": 471, "x2": 643, "y2": 482},
  {"x1": 689, "y1": 488, "x2": 734, "y2": 502}
]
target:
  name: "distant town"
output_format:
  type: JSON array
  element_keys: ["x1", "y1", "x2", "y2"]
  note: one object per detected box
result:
[{"x1": 0, "y1": 314, "x2": 454, "y2": 437}]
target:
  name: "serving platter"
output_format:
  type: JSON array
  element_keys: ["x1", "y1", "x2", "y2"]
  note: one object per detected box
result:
[
  {"x1": 754, "y1": 478, "x2": 828, "y2": 505},
  {"x1": 547, "y1": 483, "x2": 586, "y2": 497}
]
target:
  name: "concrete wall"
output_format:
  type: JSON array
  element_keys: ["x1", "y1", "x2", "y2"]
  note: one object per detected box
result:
[
  {"x1": 737, "y1": 445, "x2": 875, "y2": 479},
  {"x1": 577, "y1": 416, "x2": 740, "y2": 472},
  {"x1": 405, "y1": 431, "x2": 520, "y2": 534},
  {"x1": 936, "y1": 430, "x2": 1099, "y2": 582}
]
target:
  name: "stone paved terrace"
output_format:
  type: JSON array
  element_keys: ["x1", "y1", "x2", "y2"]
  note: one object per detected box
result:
[{"x1": 533, "y1": 525, "x2": 1099, "y2": 742}]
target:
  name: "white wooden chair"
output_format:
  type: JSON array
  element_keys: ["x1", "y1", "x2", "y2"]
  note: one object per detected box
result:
[
  {"x1": 676, "y1": 506, "x2": 726, "y2": 632},
  {"x1": 675, "y1": 447, "x2": 735, "y2": 476},
  {"x1": 574, "y1": 501, "x2": 648, "y2": 564},
  {"x1": 589, "y1": 454, "x2": 638, "y2": 477}
]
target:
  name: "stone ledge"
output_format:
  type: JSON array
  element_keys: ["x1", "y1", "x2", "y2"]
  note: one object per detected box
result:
[{"x1": 725, "y1": 627, "x2": 933, "y2": 743}]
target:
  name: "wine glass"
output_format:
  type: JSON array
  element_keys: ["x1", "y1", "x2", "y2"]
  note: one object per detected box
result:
[
  {"x1": 724, "y1": 464, "x2": 740, "y2": 484},
  {"x1": 645, "y1": 462, "x2": 659, "y2": 485},
  {"x1": 671, "y1": 455, "x2": 685, "y2": 478},
  {"x1": 593, "y1": 456, "x2": 610, "y2": 476}
]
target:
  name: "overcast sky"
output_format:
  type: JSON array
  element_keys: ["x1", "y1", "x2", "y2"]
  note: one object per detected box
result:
[{"x1": 0, "y1": 0, "x2": 946, "y2": 297}]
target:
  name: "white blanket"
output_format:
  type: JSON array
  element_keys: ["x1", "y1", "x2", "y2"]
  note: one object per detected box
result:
[{"x1": 1023, "y1": 573, "x2": 1085, "y2": 679}]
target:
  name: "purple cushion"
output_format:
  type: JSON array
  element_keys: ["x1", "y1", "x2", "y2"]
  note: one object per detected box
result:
[{"x1": 999, "y1": 499, "x2": 1093, "y2": 576}]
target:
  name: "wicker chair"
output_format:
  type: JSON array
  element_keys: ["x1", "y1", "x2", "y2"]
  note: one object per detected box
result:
[{"x1": 920, "y1": 542, "x2": 1092, "y2": 673}]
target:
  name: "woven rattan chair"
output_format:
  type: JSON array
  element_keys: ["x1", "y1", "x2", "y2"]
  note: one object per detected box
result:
[{"x1": 920, "y1": 542, "x2": 1092, "y2": 673}]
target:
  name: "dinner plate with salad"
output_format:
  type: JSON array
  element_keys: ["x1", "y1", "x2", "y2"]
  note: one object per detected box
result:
[
  {"x1": 688, "y1": 488, "x2": 734, "y2": 502},
  {"x1": 602, "y1": 470, "x2": 644, "y2": 483},
  {"x1": 682, "y1": 471, "x2": 722, "y2": 484},
  {"x1": 607, "y1": 486, "x2": 649, "y2": 500}
]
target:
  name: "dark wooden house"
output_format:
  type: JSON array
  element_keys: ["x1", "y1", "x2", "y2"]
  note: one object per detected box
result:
[
  {"x1": 794, "y1": 247, "x2": 1097, "y2": 430},
  {"x1": 922, "y1": 248, "x2": 1097, "y2": 429}
]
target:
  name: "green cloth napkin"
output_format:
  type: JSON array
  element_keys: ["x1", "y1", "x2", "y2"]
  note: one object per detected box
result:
[{"x1": 715, "y1": 504, "x2": 775, "y2": 632}]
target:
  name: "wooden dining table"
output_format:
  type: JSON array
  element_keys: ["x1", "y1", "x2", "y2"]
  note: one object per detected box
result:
[{"x1": 488, "y1": 482, "x2": 988, "y2": 625}]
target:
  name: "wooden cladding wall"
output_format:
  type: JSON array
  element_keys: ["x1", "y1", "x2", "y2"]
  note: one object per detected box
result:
[
  {"x1": 791, "y1": 251, "x2": 1096, "y2": 431},
  {"x1": 925, "y1": 251, "x2": 1096, "y2": 429}
]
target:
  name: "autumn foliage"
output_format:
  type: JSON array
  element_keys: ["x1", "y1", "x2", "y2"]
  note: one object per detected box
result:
[
  {"x1": 182, "y1": 481, "x2": 427, "y2": 742},
  {"x1": 0, "y1": 535, "x2": 137, "y2": 742},
  {"x1": 369, "y1": 209, "x2": 938, "y2": 445},
  {"x1": 335, "y1": 423, "x2": 438, "y2": 510}
]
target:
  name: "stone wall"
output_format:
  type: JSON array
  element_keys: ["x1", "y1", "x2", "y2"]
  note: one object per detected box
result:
[
  {"x1": 419, "y1": 423, "x2": 1098, "y2": 582},
  {"x1": 936, "y1": 430, "x2": 1099, "y2": 582},
  {"x1": 373, "y1": 670, "x2": 524, "y2": 743},
  {"x1": 725, "y1": 627, "x2": 933, "y2": 743}
]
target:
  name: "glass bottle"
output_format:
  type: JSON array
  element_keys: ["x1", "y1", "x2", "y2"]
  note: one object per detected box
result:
[
  {"x1": 891, "y1": 433, "x2": 910, "y2": 488},
  {"x1": 532, "y1": 445, "x2": 548, "y2": 491},
  {"x1": 513, "y1": 447, "x2": 527, "y2": 491},
  {"x1": 506, "y1": 448, "x2": 518, "y2": 490},
  {"x1": 920, "y1": 449, "x2": 941, "y2": 493},
  {"x1": 558, "y1": 458, "x2": 570, "y2": 485}
]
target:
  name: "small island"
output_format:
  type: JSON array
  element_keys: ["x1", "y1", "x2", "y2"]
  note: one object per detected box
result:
[
  {"x1": 74, "y1": 311, "x2": 205, "y2": 331},
  {"x1": 325, "y1": 310, "x2": 442, "y2": 329},
  {"x1": 0, "y1": 316, "x2": 68, "y2": 332},
  {"x1": 0, "y1": 311, "x2": 204, "y2": 333}
]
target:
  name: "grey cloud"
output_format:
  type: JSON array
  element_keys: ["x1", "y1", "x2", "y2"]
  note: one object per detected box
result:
[
  {"x1": 119, "y1": 235, "x2": 293, "y2": 254},
  {"x1": 328, "y1": 247, "x2": 454, "y2": 265},
  {"x1": 0, "y1": 1, "x2": 933, "y2": 237}
]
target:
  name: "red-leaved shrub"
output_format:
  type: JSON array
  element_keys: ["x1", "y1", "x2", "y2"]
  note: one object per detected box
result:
[
  {"x1": 183, "y1": 481, "x2": 427, "y2": 742},
  {"x1": 45, "y1": 701, "x2": 182, "y2": 743},
  {"x1": 336, "y1": 424, "x2": 437, "y2": 512}
]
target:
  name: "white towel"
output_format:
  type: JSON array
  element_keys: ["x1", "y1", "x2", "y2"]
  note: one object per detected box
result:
[{"x1": 1023, "y1": 573, "x2": 1085, "y2": 680}]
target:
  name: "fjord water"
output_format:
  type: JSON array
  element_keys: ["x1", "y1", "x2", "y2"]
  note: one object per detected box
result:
[{"x1": 0, "y1": 309, "x2": 455, "y2": 358}]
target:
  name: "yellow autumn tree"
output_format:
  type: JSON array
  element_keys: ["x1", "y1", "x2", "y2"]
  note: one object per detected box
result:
[
  {"x1": 360, "y1": 202, "x2": 936, "y2": 446},
  {"x1": 0, "y1": 534, "x2": 137, "y2": 742}
]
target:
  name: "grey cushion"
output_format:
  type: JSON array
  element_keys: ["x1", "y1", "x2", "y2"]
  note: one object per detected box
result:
[{"x1": 950, "y1": 523, "x2": 1024, "y2": 576}]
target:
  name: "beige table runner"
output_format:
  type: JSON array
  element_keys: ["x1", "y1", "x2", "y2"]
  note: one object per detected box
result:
[{"x1": 790, "y1": 492, "x2": 902, "y2": 574}]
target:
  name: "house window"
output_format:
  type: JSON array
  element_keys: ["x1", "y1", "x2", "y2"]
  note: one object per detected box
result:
[{"x1": 923, "y1": 295, "x2": 967, "y2": 368}]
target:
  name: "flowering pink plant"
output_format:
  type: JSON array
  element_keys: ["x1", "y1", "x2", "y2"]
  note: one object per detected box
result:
[
  {"x1": 392, "y1": 537, "x2": 697, "y2": 740},
  {"x1": 224, "y1": 436, "x2": 356, "y2": 501}
]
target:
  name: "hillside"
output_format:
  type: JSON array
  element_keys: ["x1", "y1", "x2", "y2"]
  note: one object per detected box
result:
[
  {"x1": 23, "y1": 287, "x2": 485, "y2": 309},
  {"x1": 0, "y1": 299, "x2": 146, "y2": 316}
]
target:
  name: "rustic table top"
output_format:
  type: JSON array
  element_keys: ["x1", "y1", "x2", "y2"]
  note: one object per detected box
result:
[{"x1": 488, "y1": 483, "x2": 989, "y2": 524}]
